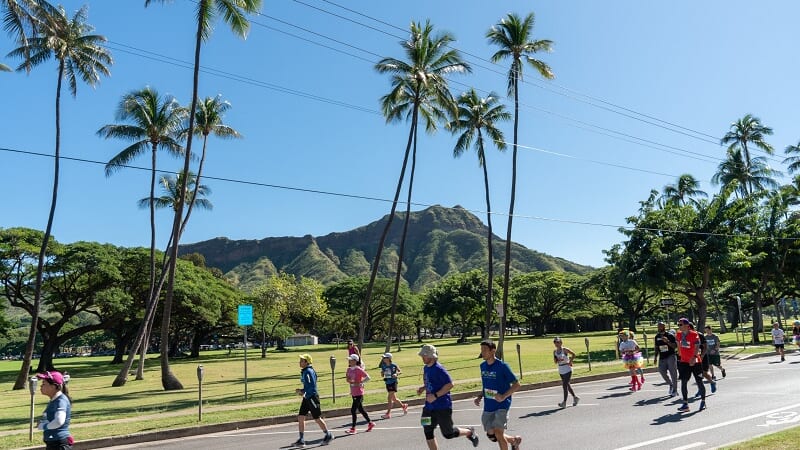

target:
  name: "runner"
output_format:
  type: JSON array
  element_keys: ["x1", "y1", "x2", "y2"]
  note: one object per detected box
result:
[
  {"x1": 345, "y1": 354, "x2": 375, "y2": 434},
  {"x1": 417, "y1": 344, "x2": 479, "y2": 450},
  {"x1": 772, "y1": 322, "x2": 786, "y2": 362},
  {"x1": 695, "y1": 324, "x2": 717, "y2": 395},
  {"x1": 293, "y1": 354, "x2": 334, "y2": 447},
  {"x1": 793, "y1": 320, "x2": 800, "y2": 351},
  {"x1": 618, "y1": 330, "x2": 643, "y2": 391},
  {"x1": 704, "y1": 325, "x2": 726, "y2": 379},
  {"x1": 676, "y1": 318, "x2": 706, "y2": 412},
  {"x1": 379, "y1": 352, "x2": 408, "y2": 419},
  {"x1": 629, "y1": 330, "x2": 645, "y2": 384},
  {"x1": 347, "y1": 339, "x2": 362, "y2": 362},
  {"x1": 552, "y1": 337, "x2": 579, "y2": 408},
  {"x1": 652, "y1": 321, "x2": 678, "y2": 396},
  {"x1": 473, "y1": 339, "x2": 522, "y2": 450},
  {"x1": 36, "y1": 370, "x2": 73, "y2": 450}
]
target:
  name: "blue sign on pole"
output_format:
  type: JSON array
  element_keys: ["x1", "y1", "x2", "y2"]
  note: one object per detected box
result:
[{"x1": 238, "y1": 305, "x2": 253, "y2": 326}]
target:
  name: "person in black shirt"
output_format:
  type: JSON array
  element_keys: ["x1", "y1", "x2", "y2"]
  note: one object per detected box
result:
[{"x1": 652, "y1": 321, "x2": 678, "y2": 397}]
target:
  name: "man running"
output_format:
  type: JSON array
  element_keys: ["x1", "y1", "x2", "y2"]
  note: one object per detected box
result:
[
  {"x1": 417, "y1": 344, "x2": 479, "y2": 450},
  {"x1": 704, "y1": 325, "x2": 725, "y2": 379},
  {"x1": 474, "y1": 340, "x2": 522, "y2": 450},
  {"x1": 294, "y1": 354, "x2": 334, "y2": 447},
  {"x1": 652, "y1": 321, "x2": 678, "y2": 396},
  {"x1": 676, "y1": 318, "x2": 706, "y2": 412},
  {"x1": 772, "y1": 322, "x2": 786, "y2": 362}
]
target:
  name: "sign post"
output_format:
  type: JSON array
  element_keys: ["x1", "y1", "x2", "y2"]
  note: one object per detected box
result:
[
  {"x1": 585, "y1": 337, "x2": 591, "y2": 371},
  {"x1": 197, "y1": 365, "x2": 204, "y2": 421},
  {"x1": 28, "y1": 377, "x2": 37, "y2": 441},
  {"x1": 329, "y1": 355, "x2": 337, "y2": 404},
  {"x1": 660, "y1": 298, "x2": 674, "y2": 326},
  {"x1": 238, "y1": 304, "x2": 253, "y2": 401},
  {"x1": 736, "y1": 296, "x2": 746, "y2": 349},
  {"x1": 515, "y1": 343, "x2": 522, "y2": 379}
]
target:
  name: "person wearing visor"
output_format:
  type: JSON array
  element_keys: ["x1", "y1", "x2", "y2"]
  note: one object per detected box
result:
[{"x1": 36, "y1": 370, "x2": 73, "y2": 450}]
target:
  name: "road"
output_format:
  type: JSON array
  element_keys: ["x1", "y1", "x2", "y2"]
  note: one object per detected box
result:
[{"x1": 105, "y1": 354, "x2": 800, "y2": 450}]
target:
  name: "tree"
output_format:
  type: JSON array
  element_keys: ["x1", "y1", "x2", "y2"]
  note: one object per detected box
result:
[
  {"x1": 447, "y1": 89, "x2": 509, "y2": 338},
  {"x1": 510, "y1": 271, "x2": 581, "y2": 336},
  {"x1": 97, "y1": 87, "x2": 186, "y2": 378},
  {"x1": 364, "y1": 20, "x2": 470, "y2": 352},
  {"x1": 712, "y1": 147, "x2": 778, "y2": 198},
  {"x1": 7, "y1": 3, "x2": 111, "y2": 390},
  {"x1": 0, "y1": 63, "x2": 10, "y2": 71},
  {"x1": 1, "y1": 0, "x2": 58, "y2": 73},
  {"x1": 720, "y1": 114, "x2": 774, "y2": 195},
  {"x1": 487, "y1": 11, "x2": 553, "y2": 358},
  {"x1": 661, "y1": 174, "x2": 707, "y2": 207},
  {"x1": 782, "y1": 140, "x2": 800, "y2": 175},
  {"x1": 141, "y1": 0, "x2": 261, "y2": 391},
  {"x1": 422, "y1": 270, "x2": 488, "y2": 343}
]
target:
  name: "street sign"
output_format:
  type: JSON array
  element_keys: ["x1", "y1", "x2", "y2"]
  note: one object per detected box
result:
[
  {"x1": 238, "y1": 305, "x2": 253, "y2": 326},
  {"x1": 495, "y1": 303, "x2": 504, "y2": 318},
  {"x1": 660, "y1": 298, "x2": 674, "y2": 307}
]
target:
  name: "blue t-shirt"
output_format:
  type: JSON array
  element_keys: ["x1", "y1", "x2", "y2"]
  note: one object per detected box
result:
[
  {"x1": 479, "y1": 359, "x2": 517, "y2": 412},
  {"x1": 43, "y1": 393, "x2": 71, "y2": 442},
  {"x1": 379, "y1": 362, "x2": 399, "y2": 384},
  {"x1": 300, "y1": 366, "x2": 318, "y2": 397},
  {"x1": 423, "y1": 362, "x2": 453, "y2": 410}
]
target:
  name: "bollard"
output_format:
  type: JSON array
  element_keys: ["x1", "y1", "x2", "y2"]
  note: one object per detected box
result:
[
  {"x1": 515, "y1": 343, "x2": 522, "y2": 379},
  {"x1": 197, "y1": 365, "x2": 204, "y2": 421},
  {"x1": 28, "y1": 377, "x2": 37, "y2": 442},
  {"x1": 329, "y1": 355, "x2": 336, "y2": 404}
]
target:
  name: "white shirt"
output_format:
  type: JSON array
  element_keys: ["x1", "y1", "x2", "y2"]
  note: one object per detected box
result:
[{"x1": 772, "y1": 328, "x2": 785, "y2": 345}]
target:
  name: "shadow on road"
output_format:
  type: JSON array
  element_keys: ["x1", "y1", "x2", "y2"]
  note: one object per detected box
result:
[
  {"x1": 518, "y1": 407, "x2": 562, "y2": 418},
  {"x1": 598, "y1": 391, "x2": 636, "y2": 399},
  {"x1": 633, "y1": 396, "x2": 669, "y2": 406},
  {"x1": 651, "y1": 410, "x2": 700, "y2": 425}
]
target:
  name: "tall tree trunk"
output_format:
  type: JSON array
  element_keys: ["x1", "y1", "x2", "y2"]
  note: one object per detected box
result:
[
  {"x1": 386, "y1": 120, "x2": 418, "y2": 352},
  {"x1": 499, "y1": 76, "x2": 521, "y2": 360},
  {"x1": 14, "y1": 62, "x2": 64, "y2": 390},
  {"x1": 480, "y1": 130, "x2": 494, "y2": 340},
  {"x1": 358, "y1": 106, "x2": 417, "y2": 351},
  {"x1": 137, "y1": 143, "x2": 159, "y2": 381},
  {"x1": 708, "y1": 283, "x2": 727, "y2": 333}
]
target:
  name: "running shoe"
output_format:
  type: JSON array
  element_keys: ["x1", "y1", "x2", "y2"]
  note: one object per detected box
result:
[
  {"x1": 380, "y1": 413, "x2": 391, "y2": 419},
  {"x1": 292, "y1": 438, "x2": 306, "y2": 448},
  {"x1": 712, "y1": 375, "x2": 717, "y2": 381},
  {"x1": 639, "y1": 375, "x2": 645, "y2": 383},
  {"x1": 710, "y1": 381, "x2": 717, "y2": 393},
  {"x1": 401, "y1": 403, "x2": 408, "y2": 415},
  {"x1": 677, "y1": 403, "x2": 690, "y2": 412},
  {"x1": 694, "y1": 390, "x2": 702, "y2": 399},
  {"x1": 467, "y1": 426, "x2": 479, "y2": 447},
  {"x1": 322, "y1": 432, "x2": 334, "y2": 445},
  {"x1": 699, "y1": 400, "x2": 706, "y2": 411},
  {"x1": 721, "y1": 368, "x2": 726, "y2": 378},
  {"x1": 511, "y1": 436, "x2": 522, "y2": 450},
  {"x1": 345, "y1": 428, "x2": 357, "y2": 435},
  {"x1": 558, "y1": 401, "x2": 566, "y2": 408},
  {"x1": 573, "y1": 396, "x2": 580, "y2": 406},
  {"x1": 781, "y1": 356, "x2": 785, "y2": 362},
  {"x1": 366, "y1": 422, "x2": 375, "y2": 432}
]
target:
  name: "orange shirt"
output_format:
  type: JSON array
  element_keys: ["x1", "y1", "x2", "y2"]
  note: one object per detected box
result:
[{"x1": 676, "y1": 330, "x2": 701, "y2": 363}]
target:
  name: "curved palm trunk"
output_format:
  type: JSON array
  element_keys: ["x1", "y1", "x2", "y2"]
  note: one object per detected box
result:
[
  {"x1": 358, "y1": 106, "x2": 418, "y2": 350},
  {"x1": 13, "y1": 61, "x2": 64, "y2": 390},
  {"x1": 179, "y1": 135, "x2": 209, "y2": 236},
  {"x1": 386, "y1": 118, "x2": 418, "y2": 352},
  {"x1": 498, "y1": 76, "x2": 521, "y2": 359},
  {"x1": 479, "y1": 131, "x2": 494, "y2": 340}
]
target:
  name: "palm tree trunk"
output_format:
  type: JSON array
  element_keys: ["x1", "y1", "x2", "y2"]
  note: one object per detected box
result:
[
  {"x1": 136, "y1": 143, "x2": 159, "y2": 380},
  {"x1": 358, "y1": 105, "x2": 418, "y2": 351},
  {"x1": 13, "y1": 62, "x2": 64, "y2": 390},
  {"x1": 498, "y1": 76, "x2": 521, "y2": 359},
  {"x1": 386, "y1": 119, "x2": 418, "y2": 352},
  {"x1": 479, "y1": 131, "x2": 494, "y2": 340},
  {"x1": 179, "y1": 136, "x2": 208, "y2": 236}
]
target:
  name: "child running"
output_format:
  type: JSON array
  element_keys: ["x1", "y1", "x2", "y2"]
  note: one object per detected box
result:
[
  {"x1": 379, "y1": 352, "x2": 408, "y2": 419},
  {"x1": 345, "y1": 354, "x2": 375, "y2": 434},
  {"x1": 618, "y1": 330, "x2": 644, "y2": 391},
  {"x1": 772, "y1": 322, "x2": 786, "y2": 362},
  {"x1": 553, "y1": 337, "x2": 579, "y2": 408}
]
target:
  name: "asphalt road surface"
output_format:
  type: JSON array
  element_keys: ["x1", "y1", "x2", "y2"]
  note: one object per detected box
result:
[{"x1": 105, "y1": 354, "x2": 800, "y2": 450}]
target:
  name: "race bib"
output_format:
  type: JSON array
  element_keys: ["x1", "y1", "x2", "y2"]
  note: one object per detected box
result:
[
  {"x1": 383, "y1": 369, "x2": 393, "y2": 379},
  {"x1": 659, "y1": 345, "x2": 668, "y2": 352},
  {"x1": 420, "y1": 416, "x2": 432, "y2": 426},
  {"x1": 484, "y1": 388, "x2": 498, "y2": 399}
]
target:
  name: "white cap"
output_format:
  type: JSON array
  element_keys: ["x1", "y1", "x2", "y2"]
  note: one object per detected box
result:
[
  {"x1": 382, "y1": 352, "x2": 393, "y2": 359},
  {"x1": 348, "y1": 354, "x2": 360, "y2": 361}
]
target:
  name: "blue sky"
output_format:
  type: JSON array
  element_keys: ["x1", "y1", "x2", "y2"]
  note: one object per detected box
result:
[{"x1": 2, "y1": 0, "x2": 799, "y2": 268}]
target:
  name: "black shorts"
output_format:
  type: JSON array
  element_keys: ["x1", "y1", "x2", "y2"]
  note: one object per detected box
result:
[
  {"x1": 421, "y1": 407, "x2": 456, "y2": 440},
  {"x1": 701, "y1": 355, "x2": 710, "y2": 371},
  {"x1": 299, "y1": 395, "x2": 322, "y2": 419},
  {"x1": 678, "y1": 361, "x2": 703, "y2": 380},
  {"x1": 385, "y1": 382, "x2": 398, "y2": 393},
  {"x1": 775, "y1": 343, "x2": 785, "y2": 349}
]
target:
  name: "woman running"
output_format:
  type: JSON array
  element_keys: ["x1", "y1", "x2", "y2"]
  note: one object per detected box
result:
[
  {"x1": 379, "y1": 352, "x2": 408, "y2": 419},
  {"x1": 619, "y1": 330, "x2": 644, "y2": 391},
  {"x1": 553, "y1": 337, "x2": 579, "y2": 408},
  {"x1": 792, "y1": 320, "x2": 800, "y2": 351},
  {"x1": 345, "y1": 354, "x2": 375, "y2": 434}
]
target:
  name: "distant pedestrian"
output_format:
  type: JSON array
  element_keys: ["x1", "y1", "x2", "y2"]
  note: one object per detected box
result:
[
  {"x1": 552, "y1": 337, "x2": 579, "y2": 408},
  {"x1": 772, "y1": 322, "x2": 786, "y2": 362},
  {"x1": 473, "y1": 339, "x2": 522, "y2": 450},
  {"x1": 347, "y1": 339, "x2": 361, "y2": 360},
  {"x1": 653, "y1": 322, "x2": 678, "y2": 397},
  {"x1": 294, "y1": 354, "x2": 334, "y2": 447},
  {"x1": 694, "y1": 324, "x2": 717, "y2": 396},
  {"x1": 629, "y1": 330, "x2": 646, "y2": 384},
  {"x1": 345, "y1": 354, "x2": 375, "y2": 434},
  {"x1": 36, "y1": 371, "x2": 73, "y2": 450},
  {"x1": 676, "y1": 318, "x2": 706, "y2": 412},
  {"x1": 792, "y1": 321, "x2": 800, "y2": 350},
  {"x1": 704, "y1": 325, "x2": 725, "y2": 379},
  {"x1": 379, "y1": 352, "x2": 408, "y2": 419},
  {"x1": 417, "y1": 344, "x2": 479, "y2": 450},
  {"x1": 618, "y1": 331, "x2": 643, "y2": 391}
]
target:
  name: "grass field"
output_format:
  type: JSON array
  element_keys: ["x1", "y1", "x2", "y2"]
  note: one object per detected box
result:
[{"x1": 0, "y1": 328, "x2": 790, "y2": 449}]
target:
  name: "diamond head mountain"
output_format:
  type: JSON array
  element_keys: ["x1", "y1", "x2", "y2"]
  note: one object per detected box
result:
[{"x1": 179, "y1": 205, "x2": 594, "y2": 292}]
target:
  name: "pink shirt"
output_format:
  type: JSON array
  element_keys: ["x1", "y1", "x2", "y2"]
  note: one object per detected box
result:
[{"x1": 347, "y1": 365, "x2": 369, "y2": 396}]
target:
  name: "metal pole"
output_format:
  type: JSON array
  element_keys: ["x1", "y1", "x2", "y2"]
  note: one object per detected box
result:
[
  {"x1": 244, "y1": 327, "x2": 248, "y2": 401},
  {"x1": 329, "y1": 355, "x2": 336, "y2": 404},
  {"x1": 585, "y1": 337, "x2": 591, "y2": 371},
  {"x1": 197, "y1": 365, "x2": 204, "y2": 422},
  {"x1": 28, "y1": 377, "x2": 37, "y2": 442}
]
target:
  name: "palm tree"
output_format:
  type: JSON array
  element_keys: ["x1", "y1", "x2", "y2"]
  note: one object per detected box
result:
[
  {"x1": 2, "y1": 0, "x2": 58, "y2": 73},
  {"x1": 782, "y1": 140, "x2": 800, "y2": 174},
  {"x1": 0, "y1": 63, "x2": 11, "y2": 71},
  {"x1": 720, "y1": 114, "x2": 774, "y2": 194},
  {"x1": 661, "y1": 174, "x2": 707, "y2": 207},
  {"x1": 134, "y1": 0, "x2": 261, "y2": 391},
  {"x1": 7, "y1": 4, "x2": 111, "y2": 390},
  {"x1": 97, "y1": 87, "x2": 186, "y2": 380},
  {"x1": 448, "y1": 89, "x2": 509, "y2": 337},
  {"x1": 487, "y1": 12, "x2": 553, "y2": 357},
  {"x1": 363, "y1": 20, "x2": 470, "y2": 352},
  {"x1": 138, "y1": 171, "x2": 213, "y2": 213},
  {"x1": 712, "y1": 147, "x2": 779, "y2": 198}
]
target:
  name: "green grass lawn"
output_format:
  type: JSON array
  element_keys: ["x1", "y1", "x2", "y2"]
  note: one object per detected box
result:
[{"x1": 0, "y1": 329, "x2": 788, "y2": 449}]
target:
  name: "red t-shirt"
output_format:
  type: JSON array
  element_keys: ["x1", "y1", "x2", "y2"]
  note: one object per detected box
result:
[{"x1": 676, "y1": 330, "x2": 701, "y2": 363}]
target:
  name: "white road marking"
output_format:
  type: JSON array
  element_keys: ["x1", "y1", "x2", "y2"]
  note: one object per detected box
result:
[
  {"x1": 670, "y1": 442, "x2": 706, "y2": 450},
  {"x1": 614, "y1": 402, "x2": 800, "y2": 450}
]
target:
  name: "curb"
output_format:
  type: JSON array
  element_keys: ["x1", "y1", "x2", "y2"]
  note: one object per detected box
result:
[{"x1": 22, "y1": 367, "x2": 662, "y2": 450}]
